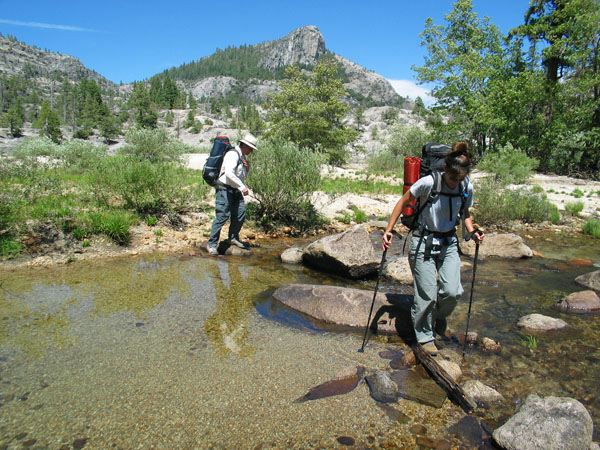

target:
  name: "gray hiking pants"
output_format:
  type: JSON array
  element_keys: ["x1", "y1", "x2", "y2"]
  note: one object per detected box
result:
[
  {"x1": 409, "y1": 235, "x2": 464, "y2": 344},
  {"x1": 208, "y1": 188, "x2": 246, "y2": 248}
]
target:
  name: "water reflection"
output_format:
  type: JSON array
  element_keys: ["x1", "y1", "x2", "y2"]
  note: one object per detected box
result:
[{"x1": 205, "y1": 259, "x2": 257, "y2": 357}]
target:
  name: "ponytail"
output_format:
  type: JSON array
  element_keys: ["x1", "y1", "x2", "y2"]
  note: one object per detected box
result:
[{"x1": 445, "y1": 141, "x2": 473, "y2": 175}]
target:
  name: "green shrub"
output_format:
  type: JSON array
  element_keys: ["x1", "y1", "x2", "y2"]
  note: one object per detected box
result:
[
  {"x1": 90, "y1": 155, "x2": 186, "y2": 214},
  {"x1": 368, "y1": 124, "x2": 432, "y2": 174},
  {"x1": 572, "y1": 189, "x2": 584, "y2": 198},
  {"x1": 12, "y1": 136, "x2": 59, "y2": 158},
  {"x1": 473, "y1": 179, "x2": 558, "y2": 226},
  {"x1": 367, "y1": 149, "x2": 403, "y2": 174},
  {"x1": 385, "y1": 124, "x2": 431, "y2": 159},
  {"x1": 119, "y1": 127, "x2": 186, "y2": 164},
  {"x1": 478, "y1": 143, "x2": 539, "y2": 185},
  {"x1": 246, "y1": 137, "x2": 324, "y2": 229},
  {"x1": 0, "y1": 235, "x2": 22, "y2": 258},
  {"x1": 565, "y1": 201, "x2": 584, "y2": 217},
  {"x1": 73, "y1": 129, "x2": 93, "y2": 140},
  {"x1": 56, "y1": 140, "x2": 106, "y2": 170},
  {"x1": 582, "y1": 219, "x2": 600, "y2": 239}
]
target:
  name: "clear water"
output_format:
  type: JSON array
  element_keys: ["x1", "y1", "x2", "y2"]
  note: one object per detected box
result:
[{"x1": 0, "y1": 234, "x2": 599, "y2": 449}]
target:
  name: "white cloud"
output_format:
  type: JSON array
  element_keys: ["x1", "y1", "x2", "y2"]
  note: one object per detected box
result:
[
  {"x1": 387, "y1": 79, "x2": 435, "y2": 106},
  {"x1": 0, "y1": 19, "x2": 97, "y2": 32}
]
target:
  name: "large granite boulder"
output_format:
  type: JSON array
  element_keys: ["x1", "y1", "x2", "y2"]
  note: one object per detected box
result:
[
  {"x1": 302, "y1": 225, "x2": 380, "y2": 279},
  {"x1": 272, "y1": 284, "x2": 411, "y2": 332},
  {"x1": 556, "y1": 290, "x2": 600, "y2": 313},
  {"x1": 460, "y1": 233, "x2": 533, "y2": 259},
  {"x1": 575, "y1": 270, "x2": 600, "y2": 292},
  {"x1": 493, "y1": 394, "x2": 594, "y2": 450}
]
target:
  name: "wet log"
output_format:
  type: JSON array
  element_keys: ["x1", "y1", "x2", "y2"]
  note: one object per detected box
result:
[{"x1": 412, "y1": 343, "x2": 477, "y2": 414}]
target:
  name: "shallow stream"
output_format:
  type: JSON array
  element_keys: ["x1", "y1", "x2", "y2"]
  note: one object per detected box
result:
[{"x1": 1, "y1": 232, "x2": 599, "y2": 449}]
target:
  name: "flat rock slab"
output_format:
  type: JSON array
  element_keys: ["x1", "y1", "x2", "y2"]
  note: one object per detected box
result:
[
  {"x1": 391, "y1": 367, "x2": 446, "y2": 408},
  {"x1": 272, "y1": 284, "x2": 411, "y2": 332}
]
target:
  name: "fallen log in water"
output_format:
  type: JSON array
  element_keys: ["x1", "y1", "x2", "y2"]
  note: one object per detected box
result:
[{"x1": 412, "y1": 343, "x2": 477, "y2": 414}]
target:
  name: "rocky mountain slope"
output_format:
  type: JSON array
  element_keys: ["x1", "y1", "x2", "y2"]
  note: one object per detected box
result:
[
  {"x1": 0, "y1": 34, "x2": 117, "y2": 94},
  {"x1": 1, "y1": 27, "x2": 404, "y2": 108},
  {"x1": 159, "y1": 26, "x2": 405, "y2": 107}
]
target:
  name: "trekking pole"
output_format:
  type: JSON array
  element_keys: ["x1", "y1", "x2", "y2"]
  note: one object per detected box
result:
[
  {"x1": 462, "y1": 242, "x2": 480, "y2": 358},
  {"x1": 358, "y1": 247, "x2": 388, "y2": 353}
]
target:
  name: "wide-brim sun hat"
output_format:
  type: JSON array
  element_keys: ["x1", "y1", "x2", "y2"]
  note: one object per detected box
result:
[{"x1": 240, "y1": 133, "x2": 258, "y2": 151}]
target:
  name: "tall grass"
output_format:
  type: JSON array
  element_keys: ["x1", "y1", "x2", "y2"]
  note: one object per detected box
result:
[
  {"x1": 582, "y1": 219, "x2": 600, "y2": 239},
  {"x1": 320, "y1": 177, "x2": 401, "y2": 195}
]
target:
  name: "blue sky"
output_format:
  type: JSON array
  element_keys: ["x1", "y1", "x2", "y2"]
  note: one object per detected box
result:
[{"x1": 0, "y1": 0, "x2": 532, "y2": 101}]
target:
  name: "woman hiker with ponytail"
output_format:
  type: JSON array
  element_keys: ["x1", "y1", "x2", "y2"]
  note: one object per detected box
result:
[{"x1": 382, "y1": 142, "x2": 484, "y2": 355}]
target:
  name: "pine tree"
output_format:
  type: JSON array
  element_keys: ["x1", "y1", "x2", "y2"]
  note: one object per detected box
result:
[
  {"x1": 1, "y1": 98, "x2": 25, "y2": 137},
  {"x1": 34, "y1": 102, "x2": 62, "y2": 143}
]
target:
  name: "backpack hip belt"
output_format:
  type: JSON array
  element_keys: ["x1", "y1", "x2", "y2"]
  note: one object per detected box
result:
[{"x1": 413, "y1": 226, "x2": 457, "y2": 261}]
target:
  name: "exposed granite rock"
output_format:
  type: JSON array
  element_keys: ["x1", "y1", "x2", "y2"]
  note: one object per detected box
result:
[
  {"x1": 460, "y1": 233, "x2": 533, "y2": 259},
  {"x1": 556, "y1": 290, "x2": 600, "y2": 313},
  {"x1": 280, "y1": 246, "x2": 304, "y2": 264},
  {"x1": 575, "y1": 270, "x2": 600, "y2": 292},
  {"x1": 460, "y1": 380, "x2": 504, "y2": 407},
  {"x1": 493, "y1": 394, "x2": 594, "y2": 450},
  {"x1": 302, "y1": 225, "x2": 379, "y2": 279}
]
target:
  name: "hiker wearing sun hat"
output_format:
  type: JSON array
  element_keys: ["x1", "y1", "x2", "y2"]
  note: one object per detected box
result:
[{"x1": 207, "y1": 133, "x2": 258, "y2": 254}]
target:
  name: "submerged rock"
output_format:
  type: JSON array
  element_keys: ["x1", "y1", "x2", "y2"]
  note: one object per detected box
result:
[
  {"x1": 302, "y1": 225, "x2": 380, "y2": 279},
  {"x1": 575, "y1": 270, "x2": 600, "y2": 292},
  {"x1": 436, "y1": 359, "x2": 462, "y2": 383},
  {"x1": 493, "y1": 394, "x2": 594, "y2": 450},
  {"x1": 295, "y1": 366, "x2": 364, "y2": 402},
  {"x1": 460, "y1": 233, "x2": 533, "y2": 259},
  {"x1": 460, "y1": 380, "x2": 504, "y2": 407},
  {"x1": 481, "y1": 337, "x2": 502, "y2": 352},
  {"x1": 517, "y1": 313, "x2": 568, "y2": 331},
  {"x1": 556, "y1": 290, "x2": 600, "y2": 313},
  {"x1": 365, "y1": 370, "x2": 398, "y2": 403}
]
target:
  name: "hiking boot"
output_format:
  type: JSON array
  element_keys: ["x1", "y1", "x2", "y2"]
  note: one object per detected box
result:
[
  {"x1": 207, "y1": 245, "x2": 218, "y2": 255},
  {"x1": 421, "y1": 341, "x2": 438, "y2": 355},
  {"x1": 229, "y1": 237, "x2": 249, "y2": 249},
  {"x1": 434, "y1": 318, "x2": 448, "y2": 337}
]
